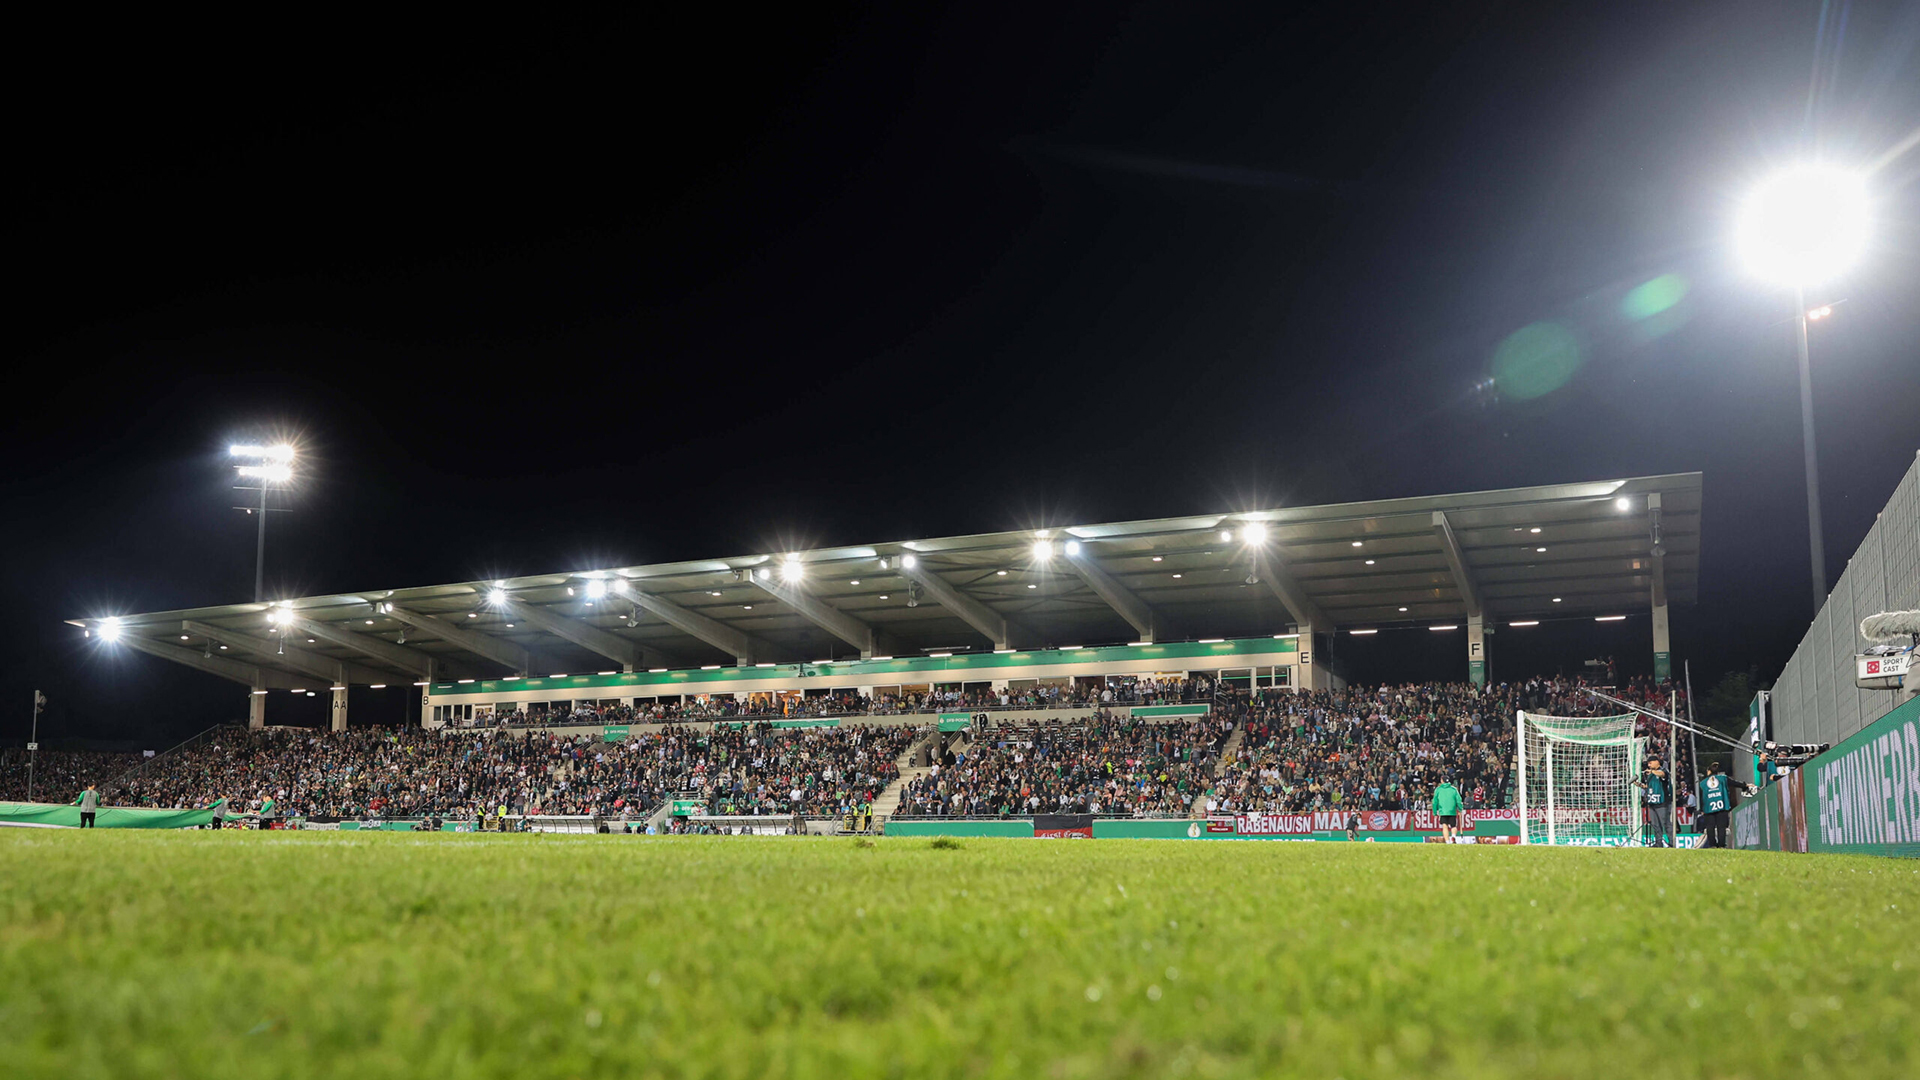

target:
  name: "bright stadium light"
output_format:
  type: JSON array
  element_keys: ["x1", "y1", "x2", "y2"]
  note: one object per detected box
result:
[
  {"x1": 1615, "y1": 496, "x2": 1632, "y2": 511},
  {"x1": 585, "y1": 579, "x2": 607, "y2": 599},
  {"x1": 1241, "y1": 522, "x2": 1267, "y2": 543},
  {"x1": 1064, "y1": 540, "x2": 1082, "y2": 556},
  {"x1": 901, "y1": 554, "x2": 917, "y2": 569},
  {"x1": 1737, "y1": 164, "x2": 1872, "y2": 613},
  {"x1": 780, "y1": 555, "x2": 802, "y2": 582},
  {"x1": 230, "y1": 438, "x2": 300, "y2": 602},
  {"x1": 1736, "y1": 165, "x2": 1869, "y2": 287},
  {"x1": 1033, "y1": 539, "x2": 1054, "y2": 560},
  {"x1": 97, "y1": 616, "x2": 123, "y2": 642},
  {"x1": 489, "y1": 588, "x2": 507, "y2": 605}
]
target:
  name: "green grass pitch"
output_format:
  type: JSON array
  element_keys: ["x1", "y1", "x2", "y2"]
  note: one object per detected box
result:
[{"x1": 2, "y1": 833, "x2": 1915, "y2": 1079}]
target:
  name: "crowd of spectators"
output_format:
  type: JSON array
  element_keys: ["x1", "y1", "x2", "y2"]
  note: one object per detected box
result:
[
  {"x1": 1206, "y1": 675, "x2": 1693, "y2": 815},
  {"x1": 9, "y1": 722, "x2": 921, "y2": 821},
  {"x1": 893, "y1": 709, "x2": 1234, "y2": 817},
  {"x1": 0, "y1": 748, "x2": 139, "y2": 801},
  {"x1": 5, "y1": 672, "x2": 1702, "y2": 824}
]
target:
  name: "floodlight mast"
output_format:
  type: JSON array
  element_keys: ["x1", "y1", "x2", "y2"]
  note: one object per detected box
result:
[
  {"x1": 1735, "y1": 165, "x2": 1869, "y2": 613},
  {"x1": 231, "y1": 443, "x2": 297, "y2": 602}
]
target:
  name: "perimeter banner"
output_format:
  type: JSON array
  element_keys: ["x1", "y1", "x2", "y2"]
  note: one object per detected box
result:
[
  {"x1": 0, "y1": 802, "x2": 217, "y2": 829},
  {"x1": 1733, "y1": 694, "x2": 1920, "y2": 858},
  {"x1": 1230, "y1": 809, "x2": 1521, "y2": 835}
]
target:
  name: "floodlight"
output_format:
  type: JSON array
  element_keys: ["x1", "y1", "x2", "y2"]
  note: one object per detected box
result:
[
  {"x1": 585, "y1": 579, "x2": 607, "y2": 599},
  {"x1": 98, "y1": 616, "x2": 122, "y2": 641},
  {"x1": 756, "y1": 568, "x2": 770, "y2": 580},
  {"x1": 1241, "y1": 522, "x2": 1267, "y2": 543},
  {"x1": 1064, "y1": 540, "x2": 1081, "y2": 556},
  {"x1": 1033, "y1": 539, "x2": 1054, "y2": 560},
  {"x1": 1219, "y1": 531, "x2": 1232, "y2": 542},
  {"x1": 1736, "y1": 165, "x2": 1869, "y2": 286},
  {"x1": 489, "y1": 588, "x2": 507, "y2": 605},
  {"x1": 780, "y1": 560, "x2": 802, "y2": 582},
  {"x1": 1615, "y1": 497, "x2": 1631, "y2": 511},
  {"x1": 901, "y1": 554, "x2": 917, "y2": 569}
]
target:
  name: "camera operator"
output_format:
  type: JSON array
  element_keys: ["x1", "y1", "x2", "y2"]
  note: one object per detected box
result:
[
  {"x1": 1696, "y1": 761, "x2": 1735, "y2": 849},
  {"x1": 1633, "y1": 758, "x2": 1674, "y2": 847}
]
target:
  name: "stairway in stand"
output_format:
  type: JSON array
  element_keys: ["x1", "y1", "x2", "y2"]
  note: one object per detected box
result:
[
  {"x1": 1190, "y1": 718, "x2": 1250, "y2": 816},
  {"x1": 872, "y1": 727, "x2": 947, "y2": 824}
]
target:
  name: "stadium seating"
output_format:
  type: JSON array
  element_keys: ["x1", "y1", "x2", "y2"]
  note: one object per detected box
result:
[
  {"x1": 1, "y1": 675, "x2": 1694, "y2": 824},
  {"x1": 892, "y1": 710, "x2": 1234, "y2": 817}
]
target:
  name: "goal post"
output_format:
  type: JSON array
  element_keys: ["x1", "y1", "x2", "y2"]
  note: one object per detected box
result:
[{"x1": 1516, "y1": 710, "x2": 1644, "y2": 846}]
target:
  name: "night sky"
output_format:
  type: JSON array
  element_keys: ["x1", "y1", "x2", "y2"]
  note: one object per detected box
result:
[{"x1": 7, "y1": 4, "x2": 1918, "y2": 747}]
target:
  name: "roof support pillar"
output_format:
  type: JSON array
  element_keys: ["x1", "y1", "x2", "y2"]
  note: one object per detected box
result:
[
  {"x1": 288, "y1": 615, "x2": 443, "y2": 679},
  {"x1": 1650, "y1": 493, "x2": 1671, "y2": 684},
  {"x1": 1061, "y1": 550, "x2": 1158, "y2": 642},
  {"x1": 182, "y1": 620, "x2": 353, "y2": 688},
  {"x1": 114, "y1": 633, "x2": 314, "y2": 691},
  {"x1": 496, "y1": 595, "x2": 661, "y2": 671},
  {"x1": 382, "y1": 605, "x2": 530, "y2": 674},
  {"x1": 1430, "y1": 510, "x2": 1483, "y2": 617},
  {"x1": 748, "y1": 575, "x2": 879, "y2": 658},
  {"x1": 1295, "y1": 622, "x2": 1321, "y2": 692},
  {"x1": 1467, "y1": 613, "x2": 1487, "y2": 687},
  {"x1": 1251, "y1": 550, "x2": 1333, "y2": 631},
  {"x1": 250, "y1": 680, "x2": 267, "y2": 730},
  {"x1": 896, "y1": 561, "x2": 1017, "y2": 649},
  {"x1": 615, "y1": 582, "x2": 763, "y2": 665}
]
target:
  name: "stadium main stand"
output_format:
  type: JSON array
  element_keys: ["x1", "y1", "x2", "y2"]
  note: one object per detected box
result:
[{"x1": 3, "y1": 674, "x2": 1695, "y2": 827}]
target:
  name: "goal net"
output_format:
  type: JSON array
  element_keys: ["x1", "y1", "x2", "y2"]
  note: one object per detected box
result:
[{"x1": 1515, "y1": 711, "x2": 1644, "y2": 846}]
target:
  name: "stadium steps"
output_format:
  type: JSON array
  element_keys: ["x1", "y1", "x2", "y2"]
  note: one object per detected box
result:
[
  {"x1": 1190, "y1": 718, "x2": 1251, "y2": 816},
  {"x1": 871, "y1": 727, "x2": 942, "y2": 821}
]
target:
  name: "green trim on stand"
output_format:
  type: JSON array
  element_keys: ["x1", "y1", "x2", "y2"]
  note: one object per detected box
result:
[
  {"x1": 430, "y1": 636, "x2": 1298, "y2": 697},
  {"x1": 1129, "y1": 704, "x2": 1210, "y2": 718}
]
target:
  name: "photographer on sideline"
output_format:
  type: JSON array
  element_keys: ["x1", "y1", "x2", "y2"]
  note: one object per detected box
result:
[
  {"x1": 1697, "y1": 761, "x2": 1735, "y2": 849},
  {"x1": 1633, "y1": 758, "x2": 1674, "y2": 847}
]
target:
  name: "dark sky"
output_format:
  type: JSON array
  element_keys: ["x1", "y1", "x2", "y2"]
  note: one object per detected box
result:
[{"x1": 7, "y1": 3, "x2": 1918, "y2": 746}]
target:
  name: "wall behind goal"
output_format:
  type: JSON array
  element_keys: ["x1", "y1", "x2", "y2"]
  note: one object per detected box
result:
[{"x1": 1773, "y1": 450, "x2": 1920, "y2": 748}]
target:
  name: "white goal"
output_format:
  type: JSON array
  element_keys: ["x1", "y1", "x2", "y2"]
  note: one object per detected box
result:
[{"x1": 1515, "y1": 710, "x2": 1644, "y2": 846}]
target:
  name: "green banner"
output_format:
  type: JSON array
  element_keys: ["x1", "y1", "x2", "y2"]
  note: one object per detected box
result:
[
  {"x1": 670, "y1": 800, "x2": 707, "y2": 816},
  {"x1": 1654, "y1": 651, "x2": 1672, "y2": 684},
  {"x1": 938, "y1": 719, "x2": 973, "y2": 732},
  {"x1": 1129, "y1": 704, "x2": 1210, "y2": 718},
  {"x1": 1732, "y1": 694, "x2": 1920, "y2": 858},
  {"x1": 0, "y1": 802, "x2": 217, "y2": 829},
  {"x1": 602, "y1": 725, "x2": 630, "y2": 742},
  {"x1": 1468, "y1": 659, "x2": 1486, "y2": 687},
  {"x1": 883, "y1": 820, "x2": 1035, "y2": 838}
]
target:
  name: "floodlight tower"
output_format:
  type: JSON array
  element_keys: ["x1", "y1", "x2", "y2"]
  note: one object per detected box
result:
[
  {"x1": 1735, "y1": 164, "x2": 1870, "y2": 612},
  {"x1": 230, "y1": 443, "x2": 297, "y2": 602}
]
